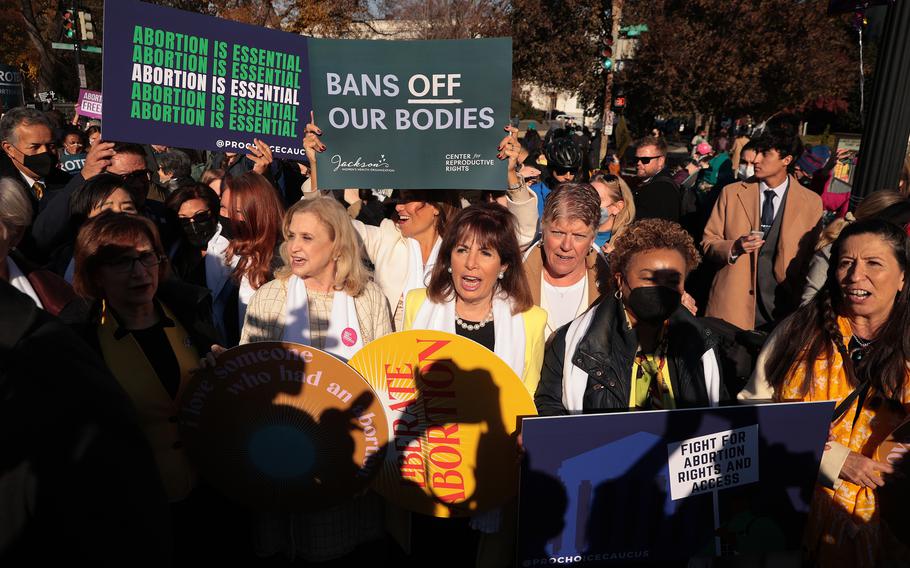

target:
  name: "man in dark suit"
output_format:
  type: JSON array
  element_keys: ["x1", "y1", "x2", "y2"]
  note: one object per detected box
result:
[{"x1": 0, "y1": 107, "x2": 72, "y2": 261}]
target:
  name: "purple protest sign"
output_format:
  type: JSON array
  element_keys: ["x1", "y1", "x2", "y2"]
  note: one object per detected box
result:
[
  {"x1": 77, "y1": 89, "x2": 103, "y2": 119},
  {"x1": 102, "y1": 0, "x2": 311, "y2": 160}
]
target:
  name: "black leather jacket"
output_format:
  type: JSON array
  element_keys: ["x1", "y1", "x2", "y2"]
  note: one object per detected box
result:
[{"x1": 535, "y1": 296, "x2": 726, "y2": 415}]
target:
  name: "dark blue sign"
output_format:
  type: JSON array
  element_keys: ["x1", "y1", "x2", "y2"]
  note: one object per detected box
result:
[
  {"x1": 518, "y1": 402, "x2": 834, "y2": 566},
  {"x1": 0, "y1": 63, "x2": 24, "y2": 112},
  {"x1": 102, "y1": 0, "x2": 311, "y2": 160}
]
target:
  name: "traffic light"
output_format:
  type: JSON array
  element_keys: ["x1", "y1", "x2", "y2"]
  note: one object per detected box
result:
[
  {"x1": 78, "y1": 11, "x2": 94, "y2": 41},
  {"x1": 614, "y1": 96, "x2": 626, "y2": 109},
  {"x1": 601, "y1": 36, "x2": 614, "y2": 71},
  {"x1": 62, "y1": 9, "x2": 76, "y2": 40}
]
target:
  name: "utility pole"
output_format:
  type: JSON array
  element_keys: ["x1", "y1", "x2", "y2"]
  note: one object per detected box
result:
[{"x1": 599, "y1": 0, "x2": 623, "y2": 164}]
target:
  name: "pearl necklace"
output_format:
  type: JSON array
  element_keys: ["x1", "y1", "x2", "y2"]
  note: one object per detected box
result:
[{"x1": 455, "y1": 309, "x2": 493, "y2": 331}]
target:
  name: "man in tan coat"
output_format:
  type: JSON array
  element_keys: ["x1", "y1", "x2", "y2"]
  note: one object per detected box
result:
[{"x1": 702, "y1": 129, "x2": 822, "y2": 331}]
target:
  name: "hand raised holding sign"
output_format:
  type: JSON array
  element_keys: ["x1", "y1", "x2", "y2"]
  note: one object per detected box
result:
[
  {"x1": 498, "y1": 125, "x2": 526, "y2": 193},
  {"x1": 497, "y1": 125, "x2": 521, "y2": 167},
  {"x1": 81, "y1": 141, "x2": 115, "y2": 180},
  {"x1": 245, "y1": 138, "x2": 273, "y2": 175},
  {"x1": 303, "y1": 111, "x2": 325, "y2": 191}
]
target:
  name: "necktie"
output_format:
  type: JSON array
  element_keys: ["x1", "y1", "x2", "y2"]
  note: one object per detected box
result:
[
  {"x1": 32, "y1": 181, "x2": 45, "y2": 201},
  {"x1": 760, "y1": 189, "x2": 775, "y2": 235}
]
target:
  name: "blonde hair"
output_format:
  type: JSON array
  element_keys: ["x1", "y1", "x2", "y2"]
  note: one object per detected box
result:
[
  {"x1": 592, "y1": 174, "x2": 636, "y2": 240},
  {"x1": 275, "y1": 197, "x2": 369, "y2": 296},
  {"x1": 0, "y1": 177, "x2": 33, "y2": 243},
  {"x1": 816, "y1": 190, "x2": 906, "y2": 250}
]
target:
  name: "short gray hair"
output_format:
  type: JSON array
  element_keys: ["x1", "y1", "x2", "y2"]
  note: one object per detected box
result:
[
  {"x1": 542, "y1": 182, "x2": 601, "y2": 232},
  {"x1": 0, "y1": 107, "x2": 54, "y2": 145},
  {"x1": 0, "y1": 176, "x2": 33, "y2": 241}
]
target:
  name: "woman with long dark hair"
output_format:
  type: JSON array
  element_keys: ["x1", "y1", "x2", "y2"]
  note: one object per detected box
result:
[
  {"x1": 741, "y1": 219, "x2": 910, "y2": 566},
  {"x1": 219, "y1": 171, "x2": 284, "y2": 327}
]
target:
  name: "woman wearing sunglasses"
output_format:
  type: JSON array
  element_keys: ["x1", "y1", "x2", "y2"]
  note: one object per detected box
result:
[
  {"x1": 530, "y1": 137, "x2": 583, "y2": 219},
  {"x1": 166, "y1": 183, "x2": 241, "y2": 346}
]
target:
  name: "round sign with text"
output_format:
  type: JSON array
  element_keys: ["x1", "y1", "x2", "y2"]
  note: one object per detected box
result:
[
  {"x1": 179, "y1": 342, "x2": 388, "y2": 512},
  {"x1": 348, "y1": 330, "x2": 537, "y2": 518}
]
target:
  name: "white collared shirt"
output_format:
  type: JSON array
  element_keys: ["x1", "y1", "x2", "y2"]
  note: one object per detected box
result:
[{"x1": 758, "y1": 177, "x2": 789, "y2": 223}]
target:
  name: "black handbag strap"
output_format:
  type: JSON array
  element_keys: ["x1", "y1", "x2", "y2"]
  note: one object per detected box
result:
[
  {"x1": 831, "y1": 379, "x2": 870, "y2": 423},
  {"x1": 831, "y1": 341, "x2": 871, "y2": 424}
]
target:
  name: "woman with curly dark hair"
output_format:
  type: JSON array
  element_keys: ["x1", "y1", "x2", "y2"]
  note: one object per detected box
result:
[
  {"x1": 740, "y1": 219, "x2": 910, "y2": 566},
  {"x1": 535, "y1": 218, "x2": 723, "y2": 415}
]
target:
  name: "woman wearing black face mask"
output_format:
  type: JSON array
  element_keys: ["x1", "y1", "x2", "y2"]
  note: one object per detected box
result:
[
  {"x1": 535, "y1": 218, "x2": 725, "y2": 415},
  {"x1": 165, "y1": 183, "x2": 240, "y2": 345}
]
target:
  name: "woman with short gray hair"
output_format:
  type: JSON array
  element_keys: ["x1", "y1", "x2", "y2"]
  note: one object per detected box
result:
[{"x1": 521, "y1": 182, "x2": 609, "y2": 337}]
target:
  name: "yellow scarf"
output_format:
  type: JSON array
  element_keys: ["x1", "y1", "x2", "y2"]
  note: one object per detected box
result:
[{"x1": 779, "y1": 316, "x2": 909, "y2": 567}]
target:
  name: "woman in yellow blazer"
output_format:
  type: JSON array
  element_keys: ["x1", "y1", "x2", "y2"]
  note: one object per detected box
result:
[{"x1": 403, "y1": 202, "x2": 547, "y2": 395}]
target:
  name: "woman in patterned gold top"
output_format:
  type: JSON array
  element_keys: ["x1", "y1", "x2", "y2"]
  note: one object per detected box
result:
[{"x1": 742, "y1": 219, "x2": 910, "y2": 567}]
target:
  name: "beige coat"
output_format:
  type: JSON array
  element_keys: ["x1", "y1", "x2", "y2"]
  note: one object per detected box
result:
[
  {"x1": 240, "y1": 277, "x2": 392, "y2": 344},
  {"x1": 702, "y1": 176, "x2": 822, "y2": 330}
]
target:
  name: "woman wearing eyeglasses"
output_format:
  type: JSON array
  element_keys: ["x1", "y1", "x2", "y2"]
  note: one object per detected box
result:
[
  {"x1": 164, "y1": 183, "x2": 241, "y2": 346},
  {"x1": 65, "y1": 212, "x2": 259, "y2": 561},
  {"x1": 67, "y1": 212, "x2": 221, "y2": 504}
]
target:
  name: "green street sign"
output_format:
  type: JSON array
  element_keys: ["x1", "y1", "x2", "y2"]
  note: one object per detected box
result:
[{"x1": 52, "y1": 42, "x2": 102, "y2": 54}]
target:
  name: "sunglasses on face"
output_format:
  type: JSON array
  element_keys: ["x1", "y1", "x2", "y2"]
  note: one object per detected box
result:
[
  {"x1": 179, "y1": 210, "x2": 214, "y2": 226},
  {"x1": 636, "y1": 156, "x2": 662, "y2": 165},
  {"x1": 553, "y1": 167, "x2": 576, "y2": 176},
  {"x1": 103, "y1": 251, "x2": 164, "y2": 273}
]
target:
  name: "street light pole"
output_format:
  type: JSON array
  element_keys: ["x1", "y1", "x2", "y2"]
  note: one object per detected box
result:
[{"x1": 599, "y1": 0, "x2": 623, "y2": 165}]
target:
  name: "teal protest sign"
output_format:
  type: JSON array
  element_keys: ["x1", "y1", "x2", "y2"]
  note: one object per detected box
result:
[{"x1": 308, "y1": 38, "x2": 512, "y2": 190}]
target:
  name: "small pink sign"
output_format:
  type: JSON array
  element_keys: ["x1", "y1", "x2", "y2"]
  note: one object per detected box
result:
[
  {"x1": 77, "y1": 89, "x2": 103, "y2": 119},
  {"x1": 341, "y1": 327, "x2": 358, "y2": 347}
]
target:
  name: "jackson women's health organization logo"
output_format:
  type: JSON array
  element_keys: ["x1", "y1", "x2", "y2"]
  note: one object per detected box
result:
[{"x1": 330, "y1": 153, "x2": 394, "y2": 173}]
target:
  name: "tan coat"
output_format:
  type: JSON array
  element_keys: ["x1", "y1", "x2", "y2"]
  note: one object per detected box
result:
[{"x1": 702, "y1": 176, "x2": 822, "y2": 330}]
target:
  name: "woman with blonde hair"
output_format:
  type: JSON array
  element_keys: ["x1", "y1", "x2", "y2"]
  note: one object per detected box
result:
[
  {"x1": 239, "y1": 196, "x2": 392, "y2": 359},
  {"x1": 210, "y1": 196, "x2": 393, "y2": 564},
  {"x1": 591, "y1": 173, "x2": 636, "y2": 253},
  {"x1": 802, "y1": 190, "x2": 907, "y2": 303}
]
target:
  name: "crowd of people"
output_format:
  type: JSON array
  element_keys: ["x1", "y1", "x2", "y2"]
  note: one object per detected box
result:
[{"x1": 1, "y1": 103, "x2": 909, "y2": 567}]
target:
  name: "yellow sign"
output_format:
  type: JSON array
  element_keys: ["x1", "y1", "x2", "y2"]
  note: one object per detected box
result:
[
  {"x1": 179, "y1": 342, "x2": 388, "y2": 512},
  {"x1": 349, "y1": 330, "x2": 537, "y2": 517}
]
